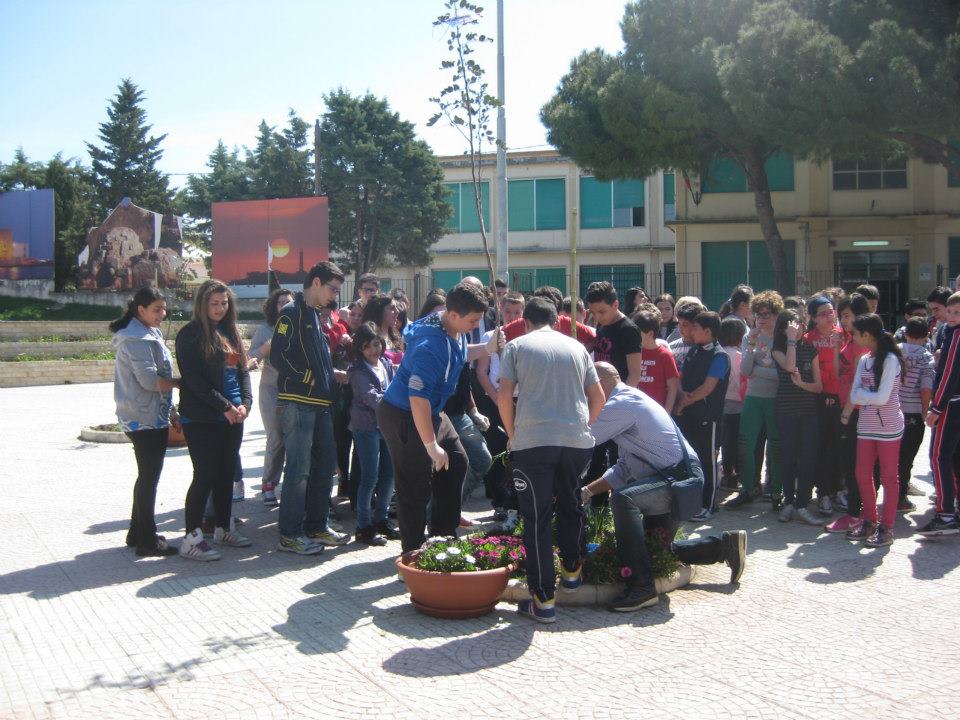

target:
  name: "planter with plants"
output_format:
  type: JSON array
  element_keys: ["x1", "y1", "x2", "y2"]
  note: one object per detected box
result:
[
  {"x1": 499, "y1": 507, "x2": 693, "y2": 605},
  {"x1": 396, "y1": 534, "x2": 522, "y2": 619}
]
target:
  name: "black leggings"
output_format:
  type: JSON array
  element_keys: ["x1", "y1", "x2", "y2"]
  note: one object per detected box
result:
[
  {"x1": 183, "y1": 422, "x2": 244, "y2": 533},
  {"x1": 125, "y1": 428, "x2": 169, "y2": 547}
]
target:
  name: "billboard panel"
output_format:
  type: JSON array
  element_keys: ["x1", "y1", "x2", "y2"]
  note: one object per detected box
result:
[
  {"x1": 77, "y1": 198, "x2": 198, "y2": 291},
  {"x1": 212, "y1": 197, "x2": 328, "y2": 296},
  {"x1": 0, "y1": 189, "x2": 55, "y2": 280}
]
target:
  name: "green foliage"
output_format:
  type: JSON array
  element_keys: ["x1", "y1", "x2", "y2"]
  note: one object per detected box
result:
[
  {"x1": 0, "y1": 148, "x2": 45, "y2": 191},
  {"x1": 11, "y1": 350, "x2": 115, "y2": 361},
  {"x1": 319, "y1": 90, "x2": 451, "y2": 277},
  {"x1": 0, "y1": 296, "x2": 123, "y2": 321},
  {"x1": 86, "y1": 79, "x2": 173, "y2": 216}
]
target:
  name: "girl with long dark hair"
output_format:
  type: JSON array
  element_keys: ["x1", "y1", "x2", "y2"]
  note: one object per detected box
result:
[
  {"x1": 111, "y1": 287, "x2": 180, "y2": 556},
  {"x1": 362, "y1": 294, "x2": 405, "y2": 365},
  {"x1": 175, "y1": 279, "x2": 253, "y2": 560},
  {"x1": 771, "y1": 309, "x2": 823, "y2": 525},
  {"x1": 841, "y1": 314, "x2": 906, "y2": 547},
  {"x1": 248, "y1": 288, "x2": 295, "y2": 505}
]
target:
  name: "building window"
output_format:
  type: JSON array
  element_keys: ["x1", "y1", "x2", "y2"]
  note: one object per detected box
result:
[
  {"x1": 444, "y1": 182, "x2": 491, "y2": 233},
  {"x1": 507, "y1": 178, "x2": 566, "y2": 231},
  {"x1": 663, "y1": 263, "x2": 676, "y2": 296},
  {"x1": 663, "y1": 172, "x2": 676, "y2": 221},
  {"x1": 832, "y1": 154, "x2": 907, "y2": 190},
  {"x1": 432, "y1": 268, "x2": 490, "y2": 291},
  {"x1": 579, "y1": 178, "x2": 645, "y2": 229},
  {"x1": 508, "y1": 267, "x2": 567, "y2": 294},
  {"x1": 699, "y1": 241, "x2": 797, "y2": 311},
  {"x1": 701, "y1": 152, "x2": 795, "y2": 193},
  {"x1": 579, "y1": 264, "x2": 646, "y2": 299}
]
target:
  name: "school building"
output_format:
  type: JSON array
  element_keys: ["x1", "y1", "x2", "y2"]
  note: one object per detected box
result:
[{"x1": 371, "y1": 147, "x2": 960, "y2": 322}]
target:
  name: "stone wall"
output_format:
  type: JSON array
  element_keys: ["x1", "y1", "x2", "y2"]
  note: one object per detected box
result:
[
  {"x1": 0, "y1": 321, "x2": 257, "y2": 341},
  {"x1": 0, "y1": 360, "x2": 116, "y2": 388}
]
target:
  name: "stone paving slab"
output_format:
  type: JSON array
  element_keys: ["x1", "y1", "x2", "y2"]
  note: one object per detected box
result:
[{"x1": 0, "y1": 381, "x2": 957, "y2": 719}]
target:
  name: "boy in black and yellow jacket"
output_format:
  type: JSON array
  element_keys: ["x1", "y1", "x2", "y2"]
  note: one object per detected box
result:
[{"x1": 270, "y1": 261, "x2": 350, "y2": 554}]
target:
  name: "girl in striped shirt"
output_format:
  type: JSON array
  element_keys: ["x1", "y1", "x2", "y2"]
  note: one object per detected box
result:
[{"x1": 841, "y1": 314, "x2": 906, "y2": 547}]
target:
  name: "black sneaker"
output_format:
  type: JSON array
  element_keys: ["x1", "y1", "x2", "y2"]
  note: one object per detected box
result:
[
  {"x1": 492, "y1": 507, "x2": 508, "y2": 522},
  {"x1": 355, "y1": 526, "x2": 387, "y2": 546},
  {"x1": 722, "y1": 492, "x2": 754, "y2": 509},
  {"x1": 609, "y1": 585, "x2": 659, "y2": 612},
  {"x1": 374, "y1": 521, "x2": 401, "y2": 541},
  {"x1": 917, "y1": 515, "x2": 960, "y2": 537},
  {"x1": 721, "y1": 530, "x2": 747, "y2": 584}
]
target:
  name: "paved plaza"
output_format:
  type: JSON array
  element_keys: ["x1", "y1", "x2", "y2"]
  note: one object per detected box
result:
[{"x1": 1, "y1": 380, "x2": 958, "y2": 719}]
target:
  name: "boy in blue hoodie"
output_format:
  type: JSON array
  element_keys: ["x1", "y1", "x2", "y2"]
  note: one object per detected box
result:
[{"x1": 378, "y1": 283, "x2": 504, "y2": 552}]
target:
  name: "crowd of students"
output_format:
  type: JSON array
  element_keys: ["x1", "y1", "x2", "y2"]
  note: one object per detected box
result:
[{"x1": 109, "y1": 265, "x2": 959, "y2": 612}]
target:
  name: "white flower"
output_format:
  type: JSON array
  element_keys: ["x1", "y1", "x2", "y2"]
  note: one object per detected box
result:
[
  {"x1": 434, "y1": 552, "x2": 448, "y2": 562},
  {"x1": 465, "y1": 554, "x2": 476, "y2": 564},
  {"x1": 447, "y1": 547, "x2": 462, "y2": 556}
]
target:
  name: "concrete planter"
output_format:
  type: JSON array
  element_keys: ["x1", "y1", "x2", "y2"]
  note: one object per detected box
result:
[
  {"x1": 499, "y1": 564, "x2": 694, "y2": 605},
  {"x1": 80, "y1": 425, "x2": 129, "y2": 443}
]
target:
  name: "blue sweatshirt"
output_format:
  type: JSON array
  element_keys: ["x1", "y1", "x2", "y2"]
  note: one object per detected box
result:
[{"x1": 383, "y1": 312, "x2": 468, "y2": 416}]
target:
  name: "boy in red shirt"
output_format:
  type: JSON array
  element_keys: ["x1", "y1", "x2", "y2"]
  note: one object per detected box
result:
[
  {"x1": 632, "y1": 309, "x2": 679, "y2": 413},
  {"x1": 802, "y1": 295, "x2": 846, "y2": 515}
]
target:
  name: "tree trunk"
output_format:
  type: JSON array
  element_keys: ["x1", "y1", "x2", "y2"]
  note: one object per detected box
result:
[
  {"x1": 354, "y1": 187, "x2": 369, "y2": 291},
  {"x1": 744, "y1": 150, "x2": 790, "y2": 293}
]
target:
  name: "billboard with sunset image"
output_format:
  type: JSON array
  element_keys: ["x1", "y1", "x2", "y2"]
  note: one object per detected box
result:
[{"x1": 211, "y1": 197, "x2": 328, "y2": 294}]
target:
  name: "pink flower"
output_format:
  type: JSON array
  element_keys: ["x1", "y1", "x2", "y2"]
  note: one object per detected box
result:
[{"x1": 620, "y1": 566, "x2": 633, "y2": 578}]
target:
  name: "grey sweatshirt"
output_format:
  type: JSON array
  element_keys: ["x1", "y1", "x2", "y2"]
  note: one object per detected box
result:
[
  {"x1": 740, "y1": 332, "x2": 778, "y2": 398},
  {"x1": 111, "y1": 318, "x2": 174, "y2": 432}
]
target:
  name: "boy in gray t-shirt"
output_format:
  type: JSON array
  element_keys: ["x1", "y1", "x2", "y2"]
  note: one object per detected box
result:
[{"x1": 498, "y1": 298, "x2": 604, "y2": 624}]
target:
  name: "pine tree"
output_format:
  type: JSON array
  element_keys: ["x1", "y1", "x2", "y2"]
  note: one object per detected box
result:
[{"x1": 86, "y1": 78, "x2": 173, "y2": 217}]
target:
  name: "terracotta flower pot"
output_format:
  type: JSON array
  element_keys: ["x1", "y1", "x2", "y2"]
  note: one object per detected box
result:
[
  {"x1": 396, "y1": 551, "x2": 515, "y2": 619},
  {"x1": 167, "y1": 424, "x2": 187, "y2": 448}
]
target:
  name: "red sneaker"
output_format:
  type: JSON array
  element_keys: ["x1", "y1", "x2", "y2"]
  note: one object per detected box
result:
[{"x1": 824, "y1": 514, "x2": 860, "y2": 533}]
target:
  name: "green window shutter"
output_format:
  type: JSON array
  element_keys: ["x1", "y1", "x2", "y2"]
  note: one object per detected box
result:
[
  {"x1": 432, "y1": 270, "x2": 463, "y2": 291},
  {"x1": 701, "y1": 242, "x2": 748, "y2": 310},
  {"x1": 949, "y1": 237, "x2": 960, "y2": 279},
  {"x1": 613, "y1": 179, "x2": 645, "y2": 208},
  {"x1": 764, "y1": 152, "x2": 795, "y2": 192},
  {"x1": 579, "y1": 177, "x2": 612, "y2": 228},
  {"x1": 536, "y1": 267, "x2": 567, "y2": 294},
  {"x1": 444, "y1": 183, "x2": 460, "y2": 231},
  {"x1": 535, "y1": 178, "x2": 566, "y2": 230},
  {"x1": 748, "y1": 240, "x2": 796, "y2": 294},
  {"x1": 509, "y1": 269, "x2": 536, "y2": 293},
  {"x1": 472, "y1": 268, "x2": 491, "y2": 286},
  {"x1": 578, "y1": 264, "x2": 644, "y2": 298},
  {"x1": 663, "y1": 263, "x2": 676, "y2": 296},
  {"x1": 663, "y1": 173, "x2": 675, "y2": 205},
  {"x1": 379, "y1": 279, "x2": 393, "y2": 292},
  {"x1": 508, "y1": 180, "x2": 535, "y2": 231},
  {"x1": 703, "y1": 157, "x2": 747, "y2": 193},
  {"x1": 460, "y1": 182, "x2": 490, "y2": 233}
]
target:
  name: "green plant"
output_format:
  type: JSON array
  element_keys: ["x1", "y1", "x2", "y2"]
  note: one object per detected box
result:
[{"x1": 11, "y1": 350, "x2": 115, "y2": 361}]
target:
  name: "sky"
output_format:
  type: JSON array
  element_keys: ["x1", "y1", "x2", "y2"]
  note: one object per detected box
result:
[{"x1": 0, "y1": 0, "x2": 628, "y2": 187}]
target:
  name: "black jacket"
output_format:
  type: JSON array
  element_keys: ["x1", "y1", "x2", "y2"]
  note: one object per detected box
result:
[
  {"x1": 175, "y1": 320, "x2": 252, "y2": 423},
  {"x1": 270, "y1": 291, "x2": 335, "y2": 407}
]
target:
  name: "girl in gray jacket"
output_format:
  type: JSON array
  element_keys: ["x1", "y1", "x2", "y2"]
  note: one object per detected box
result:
[{"x1": 110, "y1": 287, "x2": 180, "y2": 557}]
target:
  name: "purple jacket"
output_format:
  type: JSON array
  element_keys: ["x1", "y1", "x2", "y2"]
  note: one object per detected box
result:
[{"x1": 348, "y1": 356, "x2": 395, "y2": 432}]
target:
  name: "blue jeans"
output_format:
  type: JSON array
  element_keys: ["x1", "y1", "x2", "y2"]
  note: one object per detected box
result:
[
  {"x1": 278, "y1": 401, "x2": 336, "y2": 538},
  {"x1": 449, "y1": 411, "x2": 492, "y2": 498},
  {"x1": 352, "y1": 428, "x2": 394, "y2": 529}
]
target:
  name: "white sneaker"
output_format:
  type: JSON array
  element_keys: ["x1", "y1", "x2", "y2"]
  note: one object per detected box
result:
[
  {"x1": 213, "y1": 518, "x2": 252, "y2": 547},
  {"x1": 797, "y1": 507, "x2": 824, "y2": 526},
  {"x1": 232, "y1": 480, "x2": 244, "y2": 502},
  {"x1": 817, "y1": 496, "x2": 834, "y2": 516},
  {"x1": 778, "y1": 504, "x2": 796, "y2": 523},
  {"x1": 179, "y1": 528, "x2": 221, "y2": 561},
  {"x1": 262, "y1": 488, "x2": 278, "y2": 506}
]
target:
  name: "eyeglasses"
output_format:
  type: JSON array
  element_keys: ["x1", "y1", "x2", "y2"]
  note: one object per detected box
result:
[
  {"x1": 360, "y1": 286, "x2": 379, "y2": 294},
  {"x1": 755, "y1": 311, "x2": 773, "y2": 319},
  {"x1": 816, "y1": 308, "x2": 835, "y2": 318},
  {"x1": 323, "y1": 282, "x2": 341, "y2": 295}
]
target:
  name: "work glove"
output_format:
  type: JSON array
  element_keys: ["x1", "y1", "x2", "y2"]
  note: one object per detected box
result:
[
  {"x1": 425, "y1": 440, "x2": 450, "y2": 472},
  {"x1": 468, "y1": 408, "x2": 490, "y2": 432}
]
